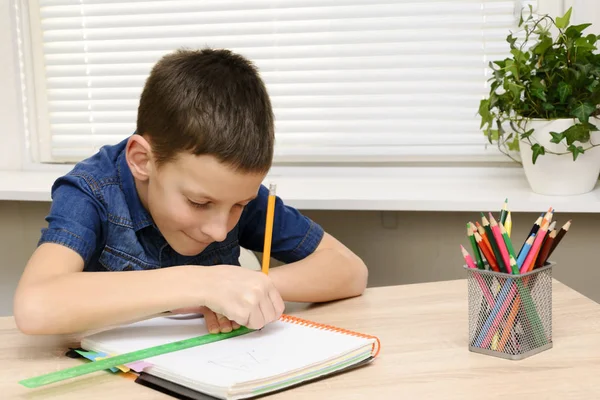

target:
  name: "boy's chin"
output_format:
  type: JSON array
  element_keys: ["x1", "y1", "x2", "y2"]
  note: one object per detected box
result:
[{"x1": 169, "y1": 235, "x2": 211, "y2": 256}]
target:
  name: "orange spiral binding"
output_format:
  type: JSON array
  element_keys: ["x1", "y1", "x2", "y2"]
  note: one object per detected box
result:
[{"x1": 280, "y1": 314, "x2": 381, "y2": 358}]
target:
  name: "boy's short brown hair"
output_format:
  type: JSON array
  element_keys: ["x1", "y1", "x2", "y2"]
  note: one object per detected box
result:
[{"x1": 136, "y1": 48, "x2": 274, "y2": 173}]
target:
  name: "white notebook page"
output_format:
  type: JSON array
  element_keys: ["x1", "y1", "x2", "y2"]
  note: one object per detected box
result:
[{"x1": 82, "y1": 315, "x2": 375, "y2": 389}]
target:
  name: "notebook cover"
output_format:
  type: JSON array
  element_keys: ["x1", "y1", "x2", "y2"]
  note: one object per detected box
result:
[{"x1": 134, "y1": 356, "x2": 375, "y2": 400}]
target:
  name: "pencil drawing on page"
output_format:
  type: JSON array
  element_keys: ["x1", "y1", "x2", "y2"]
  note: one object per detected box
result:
[{"x1": 208, "y1": 350, "x2": 269, "y2": 371}]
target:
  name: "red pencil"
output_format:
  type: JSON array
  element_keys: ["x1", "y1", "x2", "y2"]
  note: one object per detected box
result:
[
  {"x1": 474, "y1": 231, "x2": 500, "y2": 272},
  {"x1": 461, "y1": 245, "x2": 477, "y2": 269},
  {"x1": 520, "y1": 219, "x2": 550, "y2": 273}
]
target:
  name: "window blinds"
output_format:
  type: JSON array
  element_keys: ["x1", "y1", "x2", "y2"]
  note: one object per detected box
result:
[{"x1": 24, "y1": 0, "x2": 536, "y2": 163}]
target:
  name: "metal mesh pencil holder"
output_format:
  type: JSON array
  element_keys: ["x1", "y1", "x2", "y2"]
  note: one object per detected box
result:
[{"x1": 465, "y1": 262, "x2": 553, "y2": 360}]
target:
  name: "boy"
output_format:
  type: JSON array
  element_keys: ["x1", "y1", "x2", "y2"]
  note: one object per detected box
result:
[{"x1": 13, "y1": 48, "x2": 368, "y2": 336}]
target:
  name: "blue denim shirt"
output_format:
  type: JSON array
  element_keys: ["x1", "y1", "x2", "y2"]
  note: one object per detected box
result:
[{"x1": 39, "y1": 137, "x2": 324, "y2": 272}]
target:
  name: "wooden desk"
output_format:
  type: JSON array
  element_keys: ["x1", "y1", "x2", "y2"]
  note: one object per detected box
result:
[{"x1": 2, "y1": 279, "x2": 600, "y2": 399}]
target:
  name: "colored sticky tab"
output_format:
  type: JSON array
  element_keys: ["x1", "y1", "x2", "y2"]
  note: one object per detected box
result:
[
  {"x1": 75, "y1": 350, "x2": 120, "y2": 373},
  {"x1": 95, "y1": 356, "x2": 129, "y2": 373},
  {"x1": 124, "y1": 360, "x2": 153, "y2": 372}
]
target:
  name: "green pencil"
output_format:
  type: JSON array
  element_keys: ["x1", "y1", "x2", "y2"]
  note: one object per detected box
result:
[
  {"x1": 499, "y1": 222, "x2": 518, "y2": 274},
  {"x1": 499, "y1": 198, "x2": 509, "y2": 225},
  {"x1": 467, "y1": 223, "x2": 485, "y2": 269},
  {"x1": 481, "y1": 213, "x2": 507, "y2": 273}
]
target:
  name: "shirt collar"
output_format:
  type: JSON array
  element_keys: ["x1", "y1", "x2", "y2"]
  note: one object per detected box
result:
[{"x1": 117, "y1": 148, "x2": 154, "y2": 231}]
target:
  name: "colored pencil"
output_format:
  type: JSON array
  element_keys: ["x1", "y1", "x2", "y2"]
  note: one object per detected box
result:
[
  {"x1": 516, "y1": 234, "x2": 535, "y2": 269},
  {"x1": 461, "y1": 245, "x2": 495, "y2": 306},
  {"x1": 480, "y1": 257, "x2": 547, "y2": 348},
  {"x1": 489, "y1": 213, "x2": 511, "y2": 273},
  {"x1": 535, "y1": 228, "x2": 557, "y2": 268},
  {"x1": 477, "y1": 279, "x2": 517, "y2": 347},
  {"x1": 261, "y1": 183, "x2": 277, "y2": 275},
  {"x1": 500, "y1": 224, "x2": 517, "y2": 260},
  {"x1": 546, "y1": 220, "x2": 571, "y2": 259},
  {"x1": 530, "y1": 221, "x2": 555, "y2": 268},
  {"x1": 482, "y1": 214, "x2": 508, "y2": 273},
  {"x1": 497, "y1": 295, "x2": 521, "y2": 352},
  {"x1": 461, "y1": 245, "x2": 477, "y2": 269},
  {"x1": 517, "y1": 215, "x2": 542, "y2": 258},
  {"x1": 467, "y1": 223, "x2": 484, "y2": 270},
  {"x1": 505, "y1": 211, "x2": 512, "y2": 237},
  {"x1": 499, "y1": 198, "x2": 509, "y2": 225},
  {"x1": 474, "y1": 222, "x2": 493, "y2": 255},
  {"x1": 474, "y1": 231, "x2": 500, "y2": 272},
  {"x1": 520, "y1": 219, "x2": 550, "y2": 274}
]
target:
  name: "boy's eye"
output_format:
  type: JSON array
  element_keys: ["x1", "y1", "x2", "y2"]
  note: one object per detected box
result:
[{"x1": 188, "y1": 199, "x2": 209, "y2": 209}]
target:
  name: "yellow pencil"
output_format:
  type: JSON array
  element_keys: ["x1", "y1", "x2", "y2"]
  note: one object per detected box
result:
[
  {"x1": 505, "y1": 211, "x2": 512, "y2": 237},
  {"x1": 261, "y1": 183, "x2": 277, "y2": 275}
]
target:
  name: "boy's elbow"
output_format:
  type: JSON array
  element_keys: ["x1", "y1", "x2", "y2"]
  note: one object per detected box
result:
[
  {"x1": 13, "y1": 290, "x2": 54, "y2": 335},
  {"x1": 347, "y1": 253, "x2": 368, "y2": 297}
]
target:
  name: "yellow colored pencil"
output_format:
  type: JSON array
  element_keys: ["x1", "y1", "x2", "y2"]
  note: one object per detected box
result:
[
  {"x1": 261, "y1": 183, "x2": 277, "y2": 275},
  {"x1": 505, "y1": 211, "x2": 512, "y2": 237}
]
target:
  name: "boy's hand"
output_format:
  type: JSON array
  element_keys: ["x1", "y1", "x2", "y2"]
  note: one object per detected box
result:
[
  {"x1": 202, "y1": 265, "x2": 285, "y2": 330},
  {"x1": 170, "y1": 306, "x2": 240, "y2": 333},
  {"x1": 201, "y1": 306, "x2": 241, "y2": 334}
]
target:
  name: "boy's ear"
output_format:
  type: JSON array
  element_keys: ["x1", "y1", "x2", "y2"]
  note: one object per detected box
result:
[{"x1": 125, "y1": 135, "x2": 154, "y2": 181}]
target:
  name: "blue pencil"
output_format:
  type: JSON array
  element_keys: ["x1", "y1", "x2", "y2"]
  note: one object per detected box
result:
[
  {"x1": 516, "y1": 234, "x2": 535, "y2": 269},
  {"x1": 474, "y1": 278, "x2": 515, "y2": 347}
]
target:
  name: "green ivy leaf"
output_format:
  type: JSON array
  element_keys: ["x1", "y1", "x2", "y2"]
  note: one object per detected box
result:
[
  {"x1": 557, "y1": 81, "x2": 572, "y2": 103},
  {"x1": 531, "y1": 87, "x2": 547, "y2": 101},
  {"x1": 565, "y1": 23, "x2": 592, "y2": 38},
  {"x1": 563, "y1": 123, "x2": 591, "y2": 145},
  {"x1": 556, "y1": 7, "x2": 572, "y2": 29},
  {"x1": 484, "y1": 129, "x2": 499, "y2": 143},
  {"x1": 506, "y1": 33, "x2": 518, "y2": 47},
  {"x1": 478, "y1": 99, "x2": 491, "y2": 128},
  {"x1": 571, "y1": 103, "x2": 596, "y2": 123},
  {"x1": 507, "y1": 82, "x2": 521, "y2": 98},
  {"x1": 533, "y1": 36, "x2": 553, "y2": 55},
  {"x1": 549, "y1": 131, "x2": 564, "y2": 144},
  {"x1": 567, "y1": 144, "x2": 585, "y2": 161},
  {"x1": 521, "y1": 129, "x2": 535, "y2": 140},
  {"x1": 505, "y1": 60, "x2": 519, "y2": 77},
  {"x1": 507, "y1": 135, "x2": 520, "y2": 151},
  {"x1": 575, "y1": 37, "x2": 596, "y2": 50},
  {"x1": 587, "y1": 80, "x2": 599, "y2": 92},
  {"x1": 531, "y1": 143, "x2": 546, "y2": 164}
]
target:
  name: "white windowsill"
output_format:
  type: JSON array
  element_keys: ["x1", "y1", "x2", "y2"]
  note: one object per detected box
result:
[{"x1": 1, "y1": 167, "x2": 600, "y2": 212}]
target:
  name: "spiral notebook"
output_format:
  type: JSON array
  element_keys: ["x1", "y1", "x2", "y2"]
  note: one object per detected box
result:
[{"x1": 80, "y1": 314, "x2": 380, "y2": 400}]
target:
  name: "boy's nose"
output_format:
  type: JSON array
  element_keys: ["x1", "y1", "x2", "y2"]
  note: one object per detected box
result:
[{"x1": 201, "y1": 223, "x2": 228, "y2": 243}]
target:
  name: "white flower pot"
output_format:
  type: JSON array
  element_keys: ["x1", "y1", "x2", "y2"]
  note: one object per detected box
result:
[{"x1": 519, "y1": 117, "x2": 600, "y2": 196}]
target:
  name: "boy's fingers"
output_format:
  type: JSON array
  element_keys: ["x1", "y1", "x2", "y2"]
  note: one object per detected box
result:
[
  {"x1": 216, "y1": 313, "x2": 233, "y2": 333},
  {"x1": 269, "y1": 289, "x2": 285, "y2": 318},
  {"x1": 203, "y1": 309, "x2": 220, "y2": 334},
  {"x1": 259, "y1": 299, "x2": 276, "y2": 326},
  {"x1": 232, "y1": 321, "x2": 241, "y2": 330}
]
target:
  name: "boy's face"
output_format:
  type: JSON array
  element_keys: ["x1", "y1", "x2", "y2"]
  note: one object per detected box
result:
[{"x1": 130, "y1": 139, "x2": 265, "y2": 256}]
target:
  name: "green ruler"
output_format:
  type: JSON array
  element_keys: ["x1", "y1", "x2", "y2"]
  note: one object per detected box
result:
[{"x1": 19, "y1": 326, "x2": 253, "y2": 389}]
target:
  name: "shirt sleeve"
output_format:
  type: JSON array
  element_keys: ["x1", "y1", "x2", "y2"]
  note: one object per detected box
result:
[
  {"x1": 238, "y1": 184, "x2": 324, "y2": 264},
  {"x1": 38, "y1": 172, "x2": 106, "y2": 265}
]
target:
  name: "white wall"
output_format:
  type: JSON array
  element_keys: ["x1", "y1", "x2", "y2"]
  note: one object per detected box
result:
[{"x1": 0, "y1": 0, "x2": 24, "y2": 170}]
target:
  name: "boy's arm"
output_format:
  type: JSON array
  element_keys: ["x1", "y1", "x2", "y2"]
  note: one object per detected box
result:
[
  {"x1": 14, "y1": 243, "x2": 283, "y2": 335},
  {"x1": 239, "y1": 186, "x2": 367, "y2": 304},
  {"x1": 268, "y1": 232, "x2": 368, "y2": 303}
]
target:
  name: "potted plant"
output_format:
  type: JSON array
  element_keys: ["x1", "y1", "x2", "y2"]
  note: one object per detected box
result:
[{"x1": 478, "y1": 6, "x2": 600, "y2": 195}]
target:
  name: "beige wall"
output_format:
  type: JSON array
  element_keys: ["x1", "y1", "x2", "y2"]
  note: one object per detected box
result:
[{"x1": 1, "y1": 201, "x2": 598, "y2": 317}]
